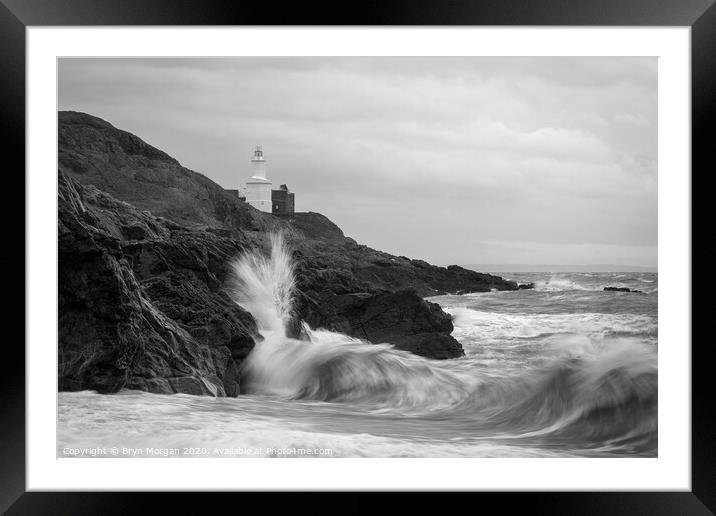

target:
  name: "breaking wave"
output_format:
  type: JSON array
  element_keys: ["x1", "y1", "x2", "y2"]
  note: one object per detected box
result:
[
  {"x1": 225, "y1": 233, "x2": 658, "y2": 455},
  {"x1": 535, "y1": 277, "x2": 593, "y2": 291}
]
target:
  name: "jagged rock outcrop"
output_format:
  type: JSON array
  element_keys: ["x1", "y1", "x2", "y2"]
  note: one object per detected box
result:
[
  {"x1": 59, "y1": 111, "x2": 518, "y2": 298},
  {"x1": 58, "y1": 171, "x2": 257, "y2": 396},
  {"x1": 294, "y1": 290, "x2": 465, "y2": 359},
  {"x1": 57, "y1": 111, "x2": 525, "y2": 395},
  {"x1": 59, "y1": 110, "x2": 288, "y2": 235},
  {"x1": 291, "y1": 241, "x2": 517, "y2": 298}
]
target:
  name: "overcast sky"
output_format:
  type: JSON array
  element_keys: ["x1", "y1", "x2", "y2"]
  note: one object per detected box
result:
[{"x1": 58, "y1": 57, "x2": 657, "y2": 268}]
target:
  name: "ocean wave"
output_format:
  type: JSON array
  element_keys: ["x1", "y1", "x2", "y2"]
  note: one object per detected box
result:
[
  {"x1": 452, "y1": 337, "x2": 657, "y2": 451},
  {"x1": 230, "y1": 233, "x2": 656, "y2": 453},
  {"x1": 57, "y1": 390, "x2": 581, "y2": 457},
  {"x1": 534, "y1": 277, "x2": 594, "y2": 291},
  {"x1": 238, "y1": 317, "x2": 656, "y2": 452},
  {"x1": 57, "y1": 233, "x2": 657, "y2": 458},
  {"x1": 531, "y1": 275, "x2": 657, "y2": 293},
  {"x1": 58, "y1": 334, "x2": 656, "y2": 457},
  {"x1": 445, "y1": 307, "x2": 657, "y2": 344},
  {"x1": 242, "y1": 327, "x2": 479, "y2": 412}
]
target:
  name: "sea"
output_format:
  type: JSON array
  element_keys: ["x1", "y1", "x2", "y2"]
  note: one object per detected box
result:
[{"x1": 58, "y1": 238, "x2": 657, "y2": 458}]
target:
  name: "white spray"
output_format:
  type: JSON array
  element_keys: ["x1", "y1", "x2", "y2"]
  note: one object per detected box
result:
[
  {"x1": 230, "y1": 232, "x2": 295, "y2": 337},
  {"x1": 226, "y1": 233, "x2": 656, "y2": 447},
  {"x1": 229, "y1": 231, "x2": 314, "y2": 397},
  {"x1": 228, "y1": 232, "x2": 477, "y2": 406}
]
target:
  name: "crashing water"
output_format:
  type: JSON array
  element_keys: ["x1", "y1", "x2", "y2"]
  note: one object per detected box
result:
[{"x1": 57, "y1": 237, "x2": 658, "y2": 457}]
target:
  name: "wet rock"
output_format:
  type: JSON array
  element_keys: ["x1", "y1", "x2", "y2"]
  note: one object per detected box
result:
[
  {"x1": 167, "y1": 376, "x2": 223, "y2": 396},
  {"x1": 58, "y1": 171, "x2": 256, "y2": 396},
  {"x1": 388, "y1": 333, "x2": 465, "y2": 360},
  {"x1": 604, "y1": 286, "x2": 643, "y2": 293},
  {"x1": 57, "y1": 111, "x2": 535, "y2": 391},
  {"x1": 294, "y1": 289, "x2": 464, "y2": 359}
]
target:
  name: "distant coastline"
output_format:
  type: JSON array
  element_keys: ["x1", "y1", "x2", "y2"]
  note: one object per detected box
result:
[{"x1": 462, "y1": 264, "x2": 658, "y2": 273}]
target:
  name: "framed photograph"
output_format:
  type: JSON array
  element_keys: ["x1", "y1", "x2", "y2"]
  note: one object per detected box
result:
[{"x1": 4, "y1": 0, "x2": 711, "y2": 513}]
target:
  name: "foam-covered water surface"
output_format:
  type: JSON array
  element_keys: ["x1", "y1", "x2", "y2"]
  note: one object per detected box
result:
[{"x1": 58, "y1": 243, "x2": 657, "y2": 458}]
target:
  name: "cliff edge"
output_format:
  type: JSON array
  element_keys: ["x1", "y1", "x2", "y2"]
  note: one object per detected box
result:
[{"x1": 57, "y1": 111, "x2": 518, "y2": 396}]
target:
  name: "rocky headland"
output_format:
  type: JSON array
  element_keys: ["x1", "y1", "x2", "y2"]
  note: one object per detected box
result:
[{"x1": 58, "y1": 111, "x2": 519, "y2": 396}]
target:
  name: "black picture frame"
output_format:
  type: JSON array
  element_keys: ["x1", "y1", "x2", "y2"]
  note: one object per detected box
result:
[{"x1": 2, "y1": 0, "x2": 710, "y2": 513}]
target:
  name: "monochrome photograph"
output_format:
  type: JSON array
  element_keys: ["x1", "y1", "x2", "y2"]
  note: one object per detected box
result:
[{"x1": 56, "y1": 57, "x2": 657, "y2": 458}]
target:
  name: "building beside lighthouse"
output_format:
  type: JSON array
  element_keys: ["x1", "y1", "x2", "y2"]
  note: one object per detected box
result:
[
  {"x1": 272, "y1": 184, "x2": 295, "y2": 215},
  {"x1": 236, "y1": 145, "x2": 295, "y2": 216}
]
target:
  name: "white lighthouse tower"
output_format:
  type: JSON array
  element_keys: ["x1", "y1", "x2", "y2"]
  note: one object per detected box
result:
[{"x1": 244, "y1": 145, "x2": 272, "y2": 212}]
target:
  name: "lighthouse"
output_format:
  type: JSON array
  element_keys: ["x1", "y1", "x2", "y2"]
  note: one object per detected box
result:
[{"x1": 243, "y1": 145, "x2": 272, "y2": 212}]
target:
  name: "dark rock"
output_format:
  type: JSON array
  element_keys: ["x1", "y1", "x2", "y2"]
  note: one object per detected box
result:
[
  {"x1": 57, "y1": 111, "x2": 534, "y2": 393},
  {"x1": 121, "y1": 223, "x2": 149, "y2": 241},
  {"x1": 286, "y1": 212, "x2": 345, "y2": 241},
  {"x1": 167, "y1": 376, "x2": 223, "y2": 396},
  {"x1": 142, "y1": 377, "x2": 174, "y2": 395},
  {"x1": 388, "y1": 333, "x2": 465, "y2": 360},
  {"x1": 518, "y1": 282, "x2": 535, "y2": 290},
  {"x1": 294, "y1": 289, "x2": 464, "y2": 359},
  {"x1": 58, "y1": 110, "x2": 290, "y2": 235},
  {"x1": 58, "y1": 171, "x2": 257, "y2": 396},
  {"x1": 604, "y1": 286, "x2": 643, "y2": 293},
  {"x1": 290, "y1": 239, "x2": 518, "y2": 299},
  {"x1": 59, "y1": 110, "x2": 518, "y2": 300}
]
